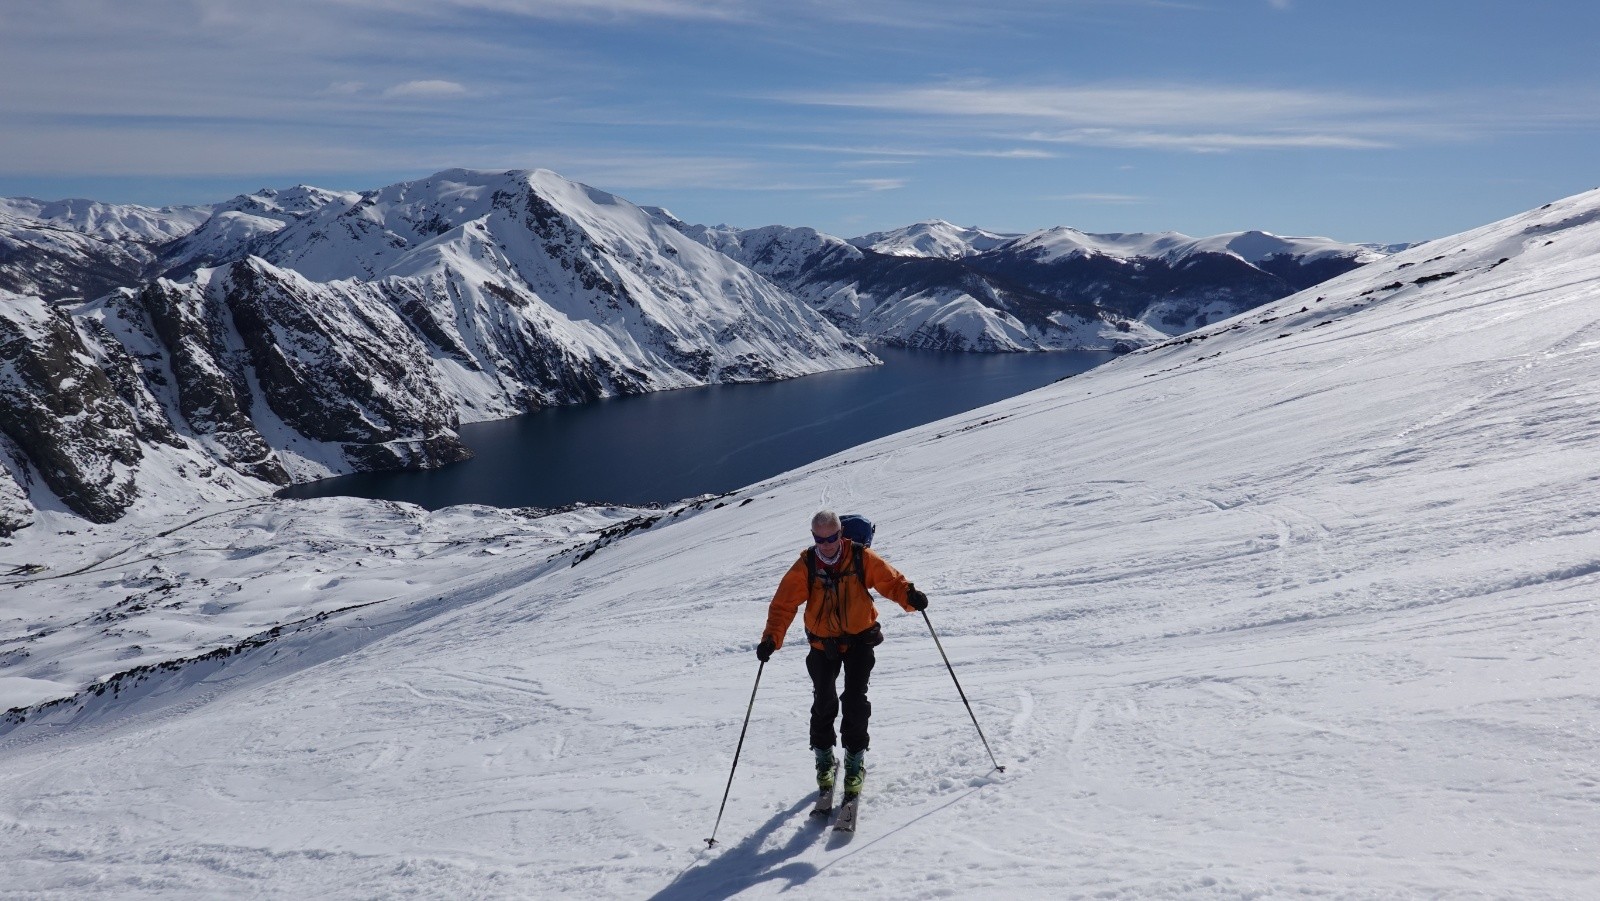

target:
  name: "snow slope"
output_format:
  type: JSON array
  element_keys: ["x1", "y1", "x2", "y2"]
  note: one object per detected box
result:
[
  {"x1": 0, "y1": 501, "x2": 653, "y2": 712},
  {"x1": 1, "y1": 188, "x2": 1598, "y2": 898},
  {"x1": 155, "y1": 186, "x2": 357, "y2": 277}
]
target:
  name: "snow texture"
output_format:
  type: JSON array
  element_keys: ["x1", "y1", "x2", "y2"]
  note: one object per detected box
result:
[{"x1": 0, "y1": 187, "x2": 1596, "y2": 898}]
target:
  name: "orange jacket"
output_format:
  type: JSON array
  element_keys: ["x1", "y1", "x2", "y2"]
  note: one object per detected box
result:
[{"x1": 762, "y1": 541, "x2": 915, "y2": 650}]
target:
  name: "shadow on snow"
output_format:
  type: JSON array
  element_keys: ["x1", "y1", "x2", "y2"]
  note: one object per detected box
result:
[
  {"x1": 650, "y1": 783, "x2": 994, "y2": 899},
  {"x1": 650, "y1": 798, "x2": 828, "y2": 900}
]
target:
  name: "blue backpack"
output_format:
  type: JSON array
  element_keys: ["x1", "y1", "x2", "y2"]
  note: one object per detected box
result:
[{"x1": 840, "y1": 514, "x2": 875, "y2": 548}]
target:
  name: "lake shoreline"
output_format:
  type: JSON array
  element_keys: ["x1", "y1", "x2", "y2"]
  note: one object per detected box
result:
[{"x1": 278, "y1": 347, "x2": 1116, "y2": 511}]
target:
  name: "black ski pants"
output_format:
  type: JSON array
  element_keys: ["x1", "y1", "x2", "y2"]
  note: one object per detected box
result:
[{"x1": 806, "y1": 645, "x2": 875, "y2": 753}]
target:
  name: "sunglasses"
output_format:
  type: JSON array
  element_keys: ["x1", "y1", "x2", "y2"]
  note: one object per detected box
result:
[{"x1": 812, "y1": 530, "x2": 842, "y2": 544}]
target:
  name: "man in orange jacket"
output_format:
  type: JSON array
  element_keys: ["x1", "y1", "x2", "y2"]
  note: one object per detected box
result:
[{"x1": 756, "y1": 510, "x2": 928, "y2": 798}]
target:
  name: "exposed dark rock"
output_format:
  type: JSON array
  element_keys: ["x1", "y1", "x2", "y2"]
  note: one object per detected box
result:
[
  {"x1": 386, "y1": 279, "x2": 479, "y2": 367},
  {"x1": 517, "y1": 189, "x2": 627, "y2": 307},
  {"x1": 972, "y1": 248, "x2": 1284, "y2": 331},
  {"x1": 217, "y1": 260, "x2": 472, "y2": 469},
  {"x1": 133, "y1": 279, "x2": 290, "y2": 485},
  {"x1": 0, "y1": 295, "x2": 142, "y2": 522},
  {"x1": 76, "y1": 315, "x2": 183, "y2": 448},
  {"x1": 0, "y1": 434, "x2": 35, "y2": 535},
  {"x1": 1254, "y1": 252, "x2": 1367, "y2": 292}
]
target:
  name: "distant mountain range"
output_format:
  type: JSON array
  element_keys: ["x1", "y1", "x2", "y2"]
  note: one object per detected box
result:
[
  {"x1": 677, "y1": 217, "x2": 1399, "y2": 352},
  {"x1": 0, "y1": 169, "x2": 1403, "y2": 529},
  {"x1": 0, "y1": 197, "x2": 209, "y2": 302}
]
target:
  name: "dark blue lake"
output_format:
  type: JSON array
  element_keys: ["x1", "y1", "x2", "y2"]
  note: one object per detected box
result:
[{"x1": 279, "y1": 347, "x2": 1113, "y2": 510}]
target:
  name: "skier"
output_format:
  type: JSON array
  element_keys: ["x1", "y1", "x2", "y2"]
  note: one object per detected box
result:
[{"x1": 756, "y1": 510, "x2": 928, "y2": 805}]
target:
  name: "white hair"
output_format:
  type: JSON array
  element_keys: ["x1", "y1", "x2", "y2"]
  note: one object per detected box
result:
[{"x1": 811, "y1": 509, "x2": 841, "y2": 532}]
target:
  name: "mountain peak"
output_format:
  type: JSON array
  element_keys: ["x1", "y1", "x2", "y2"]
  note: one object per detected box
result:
[{"x1": 850, "y1": 220, "x2": 1020, "y2": 259}]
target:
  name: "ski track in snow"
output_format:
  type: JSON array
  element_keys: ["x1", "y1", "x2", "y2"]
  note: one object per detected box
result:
[{"x1": 3, "y1": 192, "x2": 1600, "y2": 898}]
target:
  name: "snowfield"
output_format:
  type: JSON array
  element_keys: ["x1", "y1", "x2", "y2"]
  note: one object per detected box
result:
[{"x1": 2, "y1": 188, "x2": 1599, "y2": 898}]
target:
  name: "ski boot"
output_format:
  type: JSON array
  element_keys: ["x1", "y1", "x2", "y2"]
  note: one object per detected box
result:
[
  {"x1": 814, "y1": 746, "x2": 837, "y2": 791},
  {"x1": 842, "y1": 749, "x2": 866, "y2": 796}
]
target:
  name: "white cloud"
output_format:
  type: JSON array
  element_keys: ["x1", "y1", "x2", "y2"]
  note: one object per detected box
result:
[
  {"x1": 778, "y1": 82, "x2": 1436, "y2": 153},
  {"x1": 0, "y1": 122, "x2": 823, "y2": 197},
  {"x1": 333, "y1": 0, "x2": 750, "y2": 22},
  {"x1": 1056, "y1": 192, "x2": 1149, "y2": 204},
  {"x1": 976, "y1": 148, "x2": 1059, "y2": 159},
  {"x1": 336, "y1": 0, "x2": 1179, "y2": 27},
  {"x1": 790, "y1": 83, "x2": 1409, "y2": 127},
  {"x1": 503, "y1": 151, "x2": 826, "y2": 191},
  {"x1": 1025, "y1": 128, "x2": 1389, "y2": 153},
  {"x1": 777, "y1": 142, "x2": 1059, "y2": 160},
  {"x1": 852, "y1": 178, "x2": 908, "y2": 191},
  {"x1": 383, "y1": 80, "x2": 470, "y2": 99},
  {"x1": 0, "y1": 123, "x2": 433, "y2": 177}
]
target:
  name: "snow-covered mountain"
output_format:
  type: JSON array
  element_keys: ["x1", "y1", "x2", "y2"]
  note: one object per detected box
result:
[
  {"x1": 211, "y1": 168, "x2": 876, "y2": 398},
  {"x1": 979, "y1": 225, "x2": 1389, "y2": 332},
  {"x1": 0, "y1": 198, "x2": 210, "y2": 302},
  {"x1": 0, "y1": 170, "x2": 875, "y2": 530},
  {"x1": 0, "y1": 197, "x2": 210, "y2": 244},
  {"x1": 848, "y1": 219, "x2": 1018, "y2": 258},
  {"x1": 690, "y1": 220, "x2": 1390, "y2": 352},
  {"x1": 1, "y1": 186, "x2": 1595, "y2": 898},
  {"x1": 155, "y1": 185, "x2": 359, "y2": 277},
  {"x1": 683, "y1": 221, "x2": 1157, "y2": 352}
]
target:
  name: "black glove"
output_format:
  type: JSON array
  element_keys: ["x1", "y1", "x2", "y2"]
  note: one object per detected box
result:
[
  {"x1": 907, "y1": 586, "x2": 928, "y2": 611},
  {"x1": 756, "y1": 636, "x2": 776, "y2": 662}
]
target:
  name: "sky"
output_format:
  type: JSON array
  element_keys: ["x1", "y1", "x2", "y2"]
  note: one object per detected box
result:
[{"x1": 1, "y1": 1, "x2": 1597, "y2": 245}]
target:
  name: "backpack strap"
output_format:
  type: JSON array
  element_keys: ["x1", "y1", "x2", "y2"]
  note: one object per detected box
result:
[{"x1": 800, "y1": 542, "x2": 869, "y2": 592}]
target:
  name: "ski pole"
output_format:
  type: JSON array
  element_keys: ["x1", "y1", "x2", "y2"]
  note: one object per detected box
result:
[
  {"x1": 921, "y1": 609, "x2": 1005, "y2": 773},
  {"x1": 705, "y1": 660, "x2": 764, "y2": 848}
]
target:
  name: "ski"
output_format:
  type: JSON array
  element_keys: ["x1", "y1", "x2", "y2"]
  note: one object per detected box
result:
[
  {"x1": 810, "y1": 760, "x2": 841, "y2": 819},
  {"x1": 832, "y1": 792, "x2": 861, "y2": 833}
]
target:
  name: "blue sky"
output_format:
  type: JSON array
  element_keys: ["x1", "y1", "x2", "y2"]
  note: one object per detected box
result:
[{"x1": 2, "y1": 0, "x2": 1596, "y2": 244}]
